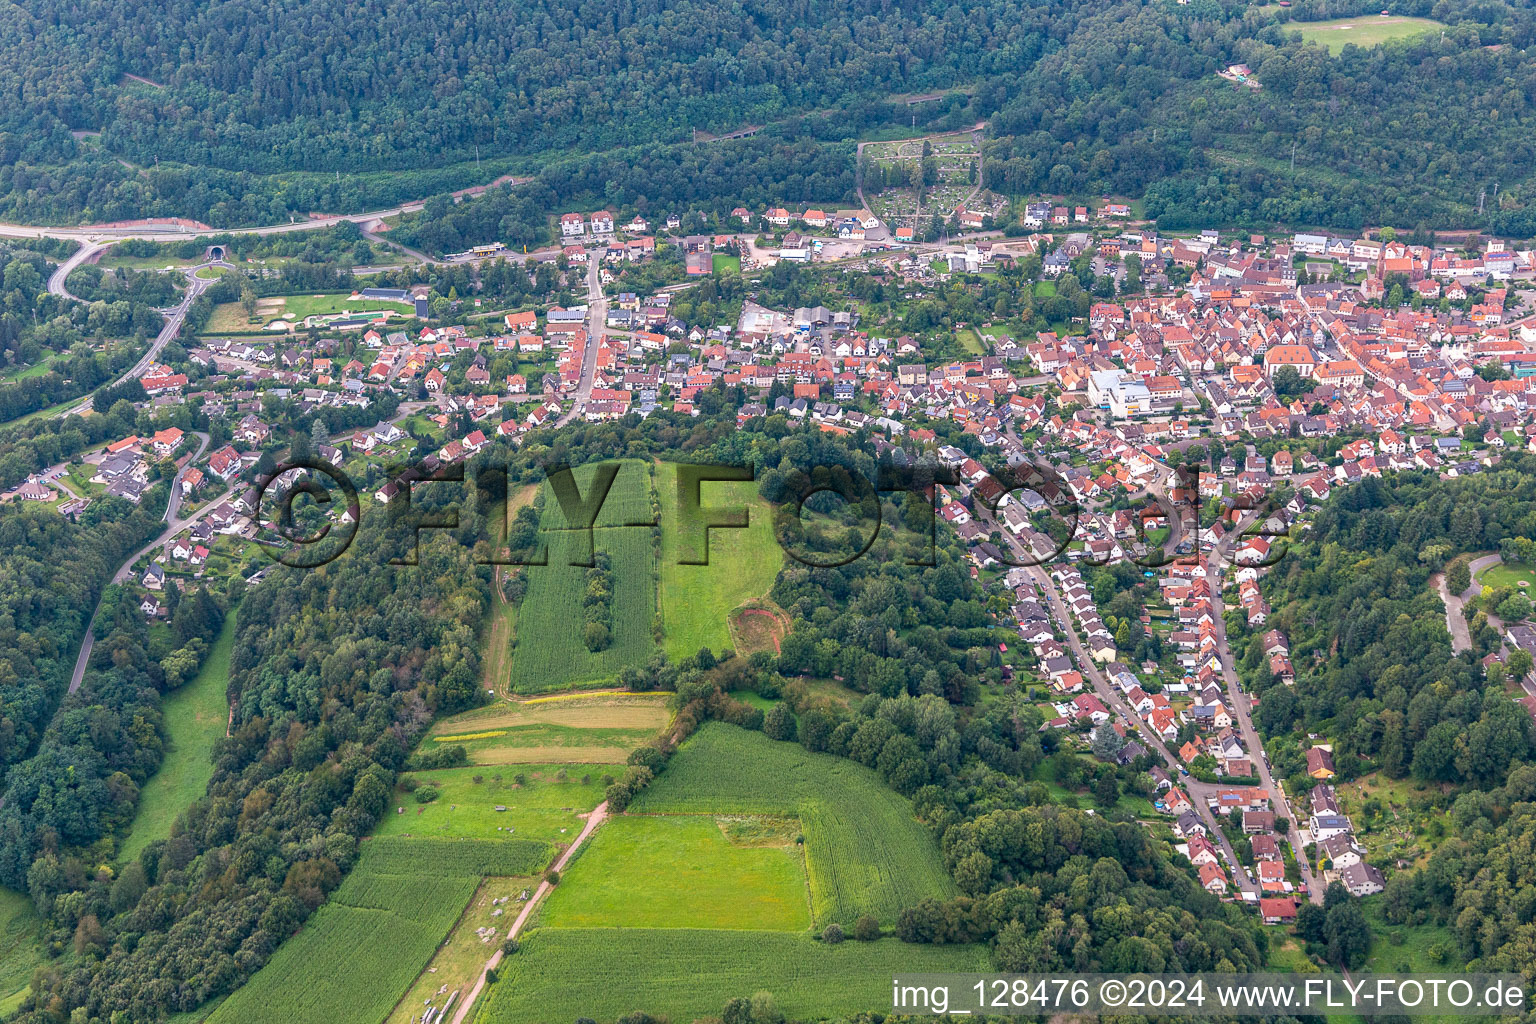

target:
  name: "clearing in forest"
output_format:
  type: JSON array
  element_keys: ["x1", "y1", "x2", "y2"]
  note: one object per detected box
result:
[{"x1": 656, "y1": 460, "x2": 784, "y2": 660}]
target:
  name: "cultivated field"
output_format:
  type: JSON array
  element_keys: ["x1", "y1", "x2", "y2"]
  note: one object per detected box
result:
[
  {"x1": 209, "y1": 837, "x2": 551, "y2": 1024},
  {"x1": 656, "y1": 460, "x2": 783, "y2": 659},
  {"x1": 508, "y1": 463, "x2": 658, "y2": 692},
  {"x1": 484, "y1": 928, "x2": 993, "y2": 1023},
  {"x1": 426, "y1": 692, "x2": 670, "y2": 764},
  {"x1": 375, "y1": 763, "x2": 609, "y2": 844},
  {"x1": 1292, "y1": 15, "x2": 1443, "y2": 53},
  {"x1": 631, "y1": 723, "x2": 959, "y2": 925},
  {"x1": 119, "y1": 610, "x2": 236, "y2": 863},
  {"x1": 384, "y1": 876, "x2": 536, "y2": 1024},
  {"x1": 540, "y1": 815, "x2": 811, "y2": 931}
]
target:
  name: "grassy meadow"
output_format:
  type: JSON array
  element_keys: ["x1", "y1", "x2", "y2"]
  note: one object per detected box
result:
[
  {"x1": 656, "y1": 460, "x2": 783, "y2": 660},
  {"x1": 1291, "y1": 15, "x2": 1443, "y2": 53},
  {"x1": 119, "y1": 610, "x2": 236, "y2": 863},
  {"x1": 631, "y1": 723, "x2": 959, "y2": 926},
  {"x1": 541, "y1": 814, "x2": 811, "y2": 931},
  {"x1": 484, "y1": 929, "x2": 992, "y2": 1024}
]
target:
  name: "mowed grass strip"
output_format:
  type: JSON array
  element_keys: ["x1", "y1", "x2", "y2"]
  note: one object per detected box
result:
[
  {"x1": 374, "y1": 764, "x2": 609, "y2": 844},
  {"x1": 657, "y1": 460, "x2": 783, "y2": 660},
  {"x1": 442, "y1": 725, "x2": 655, "y2": 763},
  {"x1": 119, "y1": 610, "x2": 236, "y2": 863},
  {"x1": 484, "y1": 929, "x2": 993, "y2": 1024},
  {"x1": 425, "y1": 694, "x2": 669, "y2": 764},
  {"x1": 428, "y1": 694, "x2": 670, "y2": 737},
  {"x1": 540, "y1": 815, "x2": 810, "y2": 931},
  {"x1": 630, "y1": 724, "x2": 959, "y2": 925}
]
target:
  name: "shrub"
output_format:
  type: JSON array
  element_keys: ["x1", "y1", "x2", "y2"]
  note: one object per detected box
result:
[
  {"x1": 544, "y1": 869, "x2": 561, "y2": 885},
  {"x1": 853, "y1": 915, "x2": 880, "y2": 941},
  {"x1": 821, "y1": 923, "x2": 844, "y2": 944}
]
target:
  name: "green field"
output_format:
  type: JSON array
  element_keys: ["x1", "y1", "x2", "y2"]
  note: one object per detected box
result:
[
  {"x1": 0, "y1": 888, "x2": 46, "y2": 1015},
  {"x1": 656, "y1": 460, "x2": 784, "y2": 660},
  {"x1": 712, "y1": 253, "x2": 741, "y2": 274},
  {"x1": 209, "y1": 837, "x2": 551, "y2": 1024},
  {"x1": 956, "y1": 328, "x2": 985, "y2": 355},
  {"x1": 119, "y1": 610, "x2": 237, "y2": 863},
  {"x1": 509, "y1": 462, "x2": 659, "y2": 692},
  {"x1": 632, "y1": 723, "x2": 959, "y2": 925},
  {"x1": 1292, "y1": 15, "x2": 1443, "y2": 53},
  {"x1": 484, "y1": 929, "x2": 992, "y2": 1024},
  {"x1": 374, "y1": 763, "x2": 608, "y2": 844},
  {"x1": 1477, "y1": 560, "x2": 1536, "y2": 594},
  {"x1": 424, "y1": 693, "x2": 670, "y2": 764},
  {"x1": 541, "y1": 815, "x2": 810, "y2": 931}
]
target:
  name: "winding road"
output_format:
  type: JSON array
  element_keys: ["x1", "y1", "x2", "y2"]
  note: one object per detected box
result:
[
  {"x1": 67, "y1": 431, "x2": 216, "y2": 694},
  {"x1": 51, "y1": 261, "x2": 216, "y2": 419}
]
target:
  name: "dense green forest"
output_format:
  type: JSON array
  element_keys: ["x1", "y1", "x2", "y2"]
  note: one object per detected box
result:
[
  {"x1": 6, "y1": 0, "x2": 1536, "y2": 233},
  {"x1": 1240, "y1": 459, "x2": 1536, "y2": 792}
]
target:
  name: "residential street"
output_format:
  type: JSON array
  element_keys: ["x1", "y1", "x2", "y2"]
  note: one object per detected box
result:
[
  {"x1": 69, "y1": 431, "x2": 216, "y2": 694},
  {"x1": 1206, "y1": 511, "x2": 1322, "y2": 905}
]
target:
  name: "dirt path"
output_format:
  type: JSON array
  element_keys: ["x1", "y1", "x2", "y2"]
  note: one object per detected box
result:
[{"x1": 448, "y1": 802, "x2": 610, "y2": 1024}]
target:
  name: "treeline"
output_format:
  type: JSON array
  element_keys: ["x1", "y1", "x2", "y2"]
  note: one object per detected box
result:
[
  {"x1": 0, "y1": 500, "x2": 165, "y2": 782},
  {"x1": 1241, "y1": 459, "x2": 1536, "y2": 792},
  {"x1": 0, "y1": 581, "x2": 225, "y2": 891},
  {"x1": 7, "y1": 496, "x2": 491, "y2": 1021}
]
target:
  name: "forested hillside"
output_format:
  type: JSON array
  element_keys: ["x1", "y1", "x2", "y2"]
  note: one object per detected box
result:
[
  {"x1": 1240, "y1": 459, "x2": 1536, "y2": 791},
  {"x1": 7, "y1": 0, "x2": 1536, "y2": 232}
]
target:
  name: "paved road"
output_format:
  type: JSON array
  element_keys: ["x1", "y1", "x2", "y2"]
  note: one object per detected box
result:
[
  {"x1": 56, "y1": 262, "x2": 215, "y2": 419},
  {"x1": 980, "y1": 503, "x2": 1259, "y2": 896},
  {"x1": 447, "y1": 801, "x2": 610, "y2": 1024},
  {"x1": 68, "y1": 431, "x2": 214, "y2": 694},
  {"x1": 1206, "y1": 512, "x2": 1322, "y2": 905},
  {"x1": 556, "y1": 258, "x2": 606, "y2": 426},
  {"x1": 47, "y1": 240, "x2": 111, "y2": 300}
]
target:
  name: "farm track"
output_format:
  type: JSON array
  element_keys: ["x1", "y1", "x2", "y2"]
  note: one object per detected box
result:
[{"x1": 448, "y1": 802, "x2": 610, "y2": 1024}]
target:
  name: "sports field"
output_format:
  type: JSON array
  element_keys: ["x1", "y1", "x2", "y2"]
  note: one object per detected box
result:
[
  {"x1": 631, "y1": 723, "x2": 959, "y2": 925},
  {"x1": 541, "y1": 814, "x2": 811, "y2": 930},
  {"x1": 119, "y1": 610, "x2": 236, "y2": 863},
  {"x1": 484, "y1": 929, "x2": 992, "y2": 1023},
  {"x1": 656, "y1": 460, "x2": 783, "y2": 660},
  {"x1": 1293, "y1": 15, "x2": 1442, "y2": 53},
  {"x1": 201, "y1": 291, "x2": 413, "y2": 334}
]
